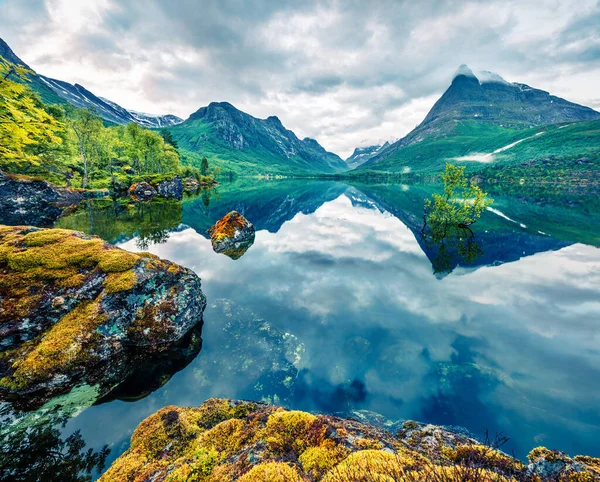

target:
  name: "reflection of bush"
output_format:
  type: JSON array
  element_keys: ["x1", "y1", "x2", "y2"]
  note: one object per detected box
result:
[{"x1": 56, "y1": 198, "x2": 183, "y2": 248}]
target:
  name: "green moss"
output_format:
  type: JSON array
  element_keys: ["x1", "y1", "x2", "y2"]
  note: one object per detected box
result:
[
  {"x1": 23, "y1": 229, "x2": 74, "y2": 247},
  {"x1": 96, "y1": 249, "x2": 138, "y2": 273},
  {"x1": 103, "y1": 270, "x2": 137, "y2": 293},
  {"x1": 262, "y1": 410, "x2": 322, "y2": 455},
  {"x1": 299, "y1": 441, "x2": 349, "y2": 480},
  {"x1": 322, "y1": 450, "x2": 406, "y2": 481},
  {"x1": 528, "y1": 446, "x2": 561, "y2": 463},
  {"x1": 1, "y1": 299, "x2": 105, "y2": 389},
  {"x1": 101, "y1": 399, "x2": 600, "y2": 482},
  {"x1": 237, "y1": 462, "x2": 302, "y2": 482},
  {"x1": 442, "y1": 444, "x2": 525, "y2": 473},
  {"x1": 402, "y1": 420, "x2": 419, "y2": 430}
]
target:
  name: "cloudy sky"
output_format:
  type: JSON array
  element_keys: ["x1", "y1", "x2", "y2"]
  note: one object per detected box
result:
[{"x1": 1, "y1": 0, "x2": 599, "y2": 157}]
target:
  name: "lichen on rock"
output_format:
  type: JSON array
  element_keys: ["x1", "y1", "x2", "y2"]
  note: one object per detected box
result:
[
  {"x1": 207, "y1": 211, "x2": 255, "y2": 260},
  {"x1": 0, "y1": 225, "x2": 206, "y2": 407}
]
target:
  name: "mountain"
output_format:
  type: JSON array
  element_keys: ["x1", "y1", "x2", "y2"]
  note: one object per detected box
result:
[
  {"x1": 0, "y1": 37, "x2": 64, "y2": 106},
  {"x1": 0, "y1": 37, "x2": 182, "y2": 128},
  {"x1": 345, "y1": 142, "x2": 390, "y2": 169},
  {"x1": 356, "y1": 65, "x2": 600, "y2": 174},
  {"x1": 168, "y1": 102, "x2": 347, "y2": 175}
]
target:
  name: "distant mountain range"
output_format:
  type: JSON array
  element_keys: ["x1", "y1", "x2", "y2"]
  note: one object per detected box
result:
[
  {"x1": 169, "y1": 102, "x2": 347, "y2": 175},
  {"x1": 0, "y1": 37, "x2": 181, "y2": 128},
  {"x1": 353, "y1": 65, "x2": 600, "y2": 174},
  {"x1": 345, "y1": 142, "x2": 390, "y2": 169},
  {"x1": 1, "y1": 37, "x2": 344, "y2": 175}
]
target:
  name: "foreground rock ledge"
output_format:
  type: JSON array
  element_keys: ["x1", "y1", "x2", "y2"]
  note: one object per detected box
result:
[
  {"x1": 100, "y1": 398, "x2": 600, "y2": 482},
  {"x1": 0, "y1": 225, "x2": 206, "y2": 405}
]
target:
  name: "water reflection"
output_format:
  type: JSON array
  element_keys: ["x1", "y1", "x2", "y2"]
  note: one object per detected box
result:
[
  {"x1": 55, "y1": 198, "x2": 183, "y2": 249},
  {"x1": 104, "y1": 191, "x2": 599, "y2": 461},
  {"x1": 3, "y1": 180, "x2": 600, "y2": 479},
  {"x1": 0, "y1": 405, "x2": 109, "y2": 482}
]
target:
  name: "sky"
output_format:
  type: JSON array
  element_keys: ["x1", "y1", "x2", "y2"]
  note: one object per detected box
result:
[{"x1": 1, "y1": 0, "x2": 599, "y2": 158}]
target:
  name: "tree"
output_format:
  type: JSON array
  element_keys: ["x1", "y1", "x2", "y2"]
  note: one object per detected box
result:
[
  {"x1": 160, "y1": 128, "x2": 178, "y2": 149},
  {"x1": 66, "y1": 108, "x2": 103, "y2": 188},
  {"x1": 421, "y1": 164, "x2": 492, "y2": 274},
  {"x1": 200, "y1": 157, "x2": 209, "y2": 176},
  {"x1": 423, "y1": 163, "x2": 492, "y2": 238}
]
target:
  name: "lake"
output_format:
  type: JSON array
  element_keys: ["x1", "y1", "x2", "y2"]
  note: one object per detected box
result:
[{"x1": 2, "y1": 179, "x2": 600, "y2": 478}]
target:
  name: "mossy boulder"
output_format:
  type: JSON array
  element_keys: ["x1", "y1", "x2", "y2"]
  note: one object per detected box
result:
[
  {"x1": 0, "y1": 225, "x2": 206, "y2": 407},
  {"x1": 100, "y1": 398, "x2": 600, "y2": 482},
  {"x1": 207, "y1": 211, "x2": 255, "y2": 260}
]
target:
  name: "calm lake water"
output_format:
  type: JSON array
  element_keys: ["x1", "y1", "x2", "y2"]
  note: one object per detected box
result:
[{"x1": 3, "y1": 179, "x2": 600, "y2": 478}]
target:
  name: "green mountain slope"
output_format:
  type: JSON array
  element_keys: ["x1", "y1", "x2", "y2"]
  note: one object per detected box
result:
[
  {"x1": 0, "y1": 38, "x2": 65, "y2": 106},
  {"x1": 355, "y1": 65, "x2": 600, "y2": 175},
  {"x1": 170, "y1": 102, "x2": 347, "y2": 175}
]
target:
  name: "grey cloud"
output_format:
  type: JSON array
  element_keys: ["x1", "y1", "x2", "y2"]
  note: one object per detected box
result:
[{"x1": 1, "y1": 0, "x2": 599, "y2": 156}]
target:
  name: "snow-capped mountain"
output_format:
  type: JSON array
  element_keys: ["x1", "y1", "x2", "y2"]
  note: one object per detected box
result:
[{"x1": 345, "y1": 141, "x2": 392, "y2": 169}]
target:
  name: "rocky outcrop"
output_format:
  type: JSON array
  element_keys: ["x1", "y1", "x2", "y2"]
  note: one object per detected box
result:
[
  {"x1": 128, "y1": 181, "x2": 157, "y2": 201},
  {"x1": 157, "y1": 176, "x2": 183, "y2": 200},
  {"x1": 0, "y1": 226, "x2": 206, "y2": 407},
  {"x1": 207, "y1": 211, "x2": 255, "y2": 260},
  {"x1": 0, "y1": 171, "x2": 84, "y2": 227},
  {"x1": 100, "y1": 398, "x2": 600, "y2": 482}
]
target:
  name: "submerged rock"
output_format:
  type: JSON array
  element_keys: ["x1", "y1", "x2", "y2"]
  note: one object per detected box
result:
[
  {"x1": 128, "y1": 181, "x2": 157, "y2": 201},
  {"x1": 157, "y1": 176, "x2": 183, "y2": 200},
  {"x1": 0, "y1": 171, "x2": 83, "y2": 227},
  {"x1": 0, "y1": 226, "x2": 206, "y2": 407},
  {"x1": 100, "y1": 398, "x2": 600, "y2": 482},
  {"x1": 207, "y1": 211, "x2": 255, "y2": 260}
]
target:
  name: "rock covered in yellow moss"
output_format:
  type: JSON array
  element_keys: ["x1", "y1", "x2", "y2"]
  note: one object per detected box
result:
[
  {"x1": 99, "y1": 398, "x2": 600, "y2": 482},
  {"x1": 0, "y1": 225, "x2": 206, "y2": 407},
  {"x1": 207, "y1": 211, "x2": 255, "y2": 260}
]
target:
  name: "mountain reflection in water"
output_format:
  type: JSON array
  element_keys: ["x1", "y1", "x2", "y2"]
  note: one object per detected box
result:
[{"x1": 3, "y1": 179, "x2": 600, "y2": 479}]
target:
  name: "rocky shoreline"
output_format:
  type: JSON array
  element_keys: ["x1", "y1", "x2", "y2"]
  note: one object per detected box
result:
[
  {"x1": 100, "y1": 398, "x2": 600, "y2": 481},
  {"x1": 0, "y1": 170, "x2": 217, "y2": 227}
]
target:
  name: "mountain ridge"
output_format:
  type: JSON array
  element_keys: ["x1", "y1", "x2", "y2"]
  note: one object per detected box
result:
[
  {"x1": 0, "y1": 37, "x2": 182, "y2": 128},
  {"x1": 169, "y1": 101, "x2": 347, "y2": 175}
]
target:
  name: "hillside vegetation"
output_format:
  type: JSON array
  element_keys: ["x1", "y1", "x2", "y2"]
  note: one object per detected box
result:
[
  {"x1": 0, "y1": 56, "x2": 209, "y2": 189},
  {"x1": 354, "y1": 120, "x2": 600, "y2": 179}
]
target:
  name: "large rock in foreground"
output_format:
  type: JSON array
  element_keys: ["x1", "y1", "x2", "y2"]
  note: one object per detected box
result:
[
  {"x1": 0, "y1": 226, "x2": 206, "y2": 406},
  {"x1": 0, "y1": 171, "x2": 84, "y2": 227},
  {"x1": 208, "y1": 211, "x2": 255, "y2": 260},
  {"x1": 100, "y1": 398, "x2": 600, "y2": 482}
]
